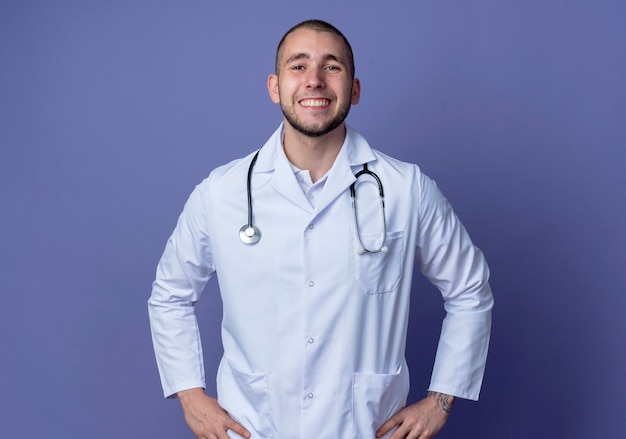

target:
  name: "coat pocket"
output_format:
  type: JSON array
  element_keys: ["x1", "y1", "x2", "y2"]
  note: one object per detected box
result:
[
  {"x1": 217, "y1": 359, "x2": 273, "y2": 438},
  {"x1": 355, "y1": 231, "x2": 404, "y2": 294},
  {"x1": 352, "y1": 366, "x2": 410, "y2": 438}
]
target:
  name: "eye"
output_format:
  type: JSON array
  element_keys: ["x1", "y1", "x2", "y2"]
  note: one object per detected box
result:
[{"x1": 325, "y1": 65, "x2": 341, "y2": 72}]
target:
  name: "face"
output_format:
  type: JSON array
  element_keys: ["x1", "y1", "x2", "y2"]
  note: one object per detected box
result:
[{"x1": 268, "y1": 28, "x2": 360, "y2": 138}]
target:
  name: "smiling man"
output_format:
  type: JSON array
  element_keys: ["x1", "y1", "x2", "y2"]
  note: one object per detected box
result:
[
  {"x1": 270, "y1": 26, "x2": 358, "y2": 136},
  {"x1": 268, "y1": 24, "x2": 361, "y2": 183},
  {"x1": 149, "y1": 19, "x2": 493, "y2": 439}
]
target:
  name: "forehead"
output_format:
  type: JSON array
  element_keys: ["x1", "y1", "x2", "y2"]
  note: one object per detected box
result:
[{"x1": 279, "y1": 28, "x2": 350, "y2": 64}]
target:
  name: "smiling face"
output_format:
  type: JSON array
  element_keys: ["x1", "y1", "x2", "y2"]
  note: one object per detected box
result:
[{"x1": 268, "y1": 28, "x2": 360, "y2": 139}]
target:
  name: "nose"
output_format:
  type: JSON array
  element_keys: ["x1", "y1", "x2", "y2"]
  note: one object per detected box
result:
[{"x1": 305, "y1": 67, "x2": 325, "y2": 89}]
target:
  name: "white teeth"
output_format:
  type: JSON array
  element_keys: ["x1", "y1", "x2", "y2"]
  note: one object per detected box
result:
[{"x1": 301, "y1": 99, "x2": 329, "y2": 107}]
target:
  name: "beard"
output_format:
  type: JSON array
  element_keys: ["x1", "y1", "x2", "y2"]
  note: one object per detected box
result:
[{"x1": 280, "y1": 97, "x2": 352, "y2": 138}]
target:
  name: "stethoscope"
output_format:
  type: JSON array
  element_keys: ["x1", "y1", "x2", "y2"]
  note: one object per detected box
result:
[{"x1": 239, "y1": 150, "x2": 388, "y2": 254}]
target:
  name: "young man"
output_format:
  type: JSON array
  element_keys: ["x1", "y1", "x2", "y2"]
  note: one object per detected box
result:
[{"x1": 149, "y1": 19, "x2": 493, "y2": 439}]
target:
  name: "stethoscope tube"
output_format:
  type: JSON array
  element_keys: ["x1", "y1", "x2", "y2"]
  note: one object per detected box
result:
[
  {"x1": 239, "y1": 150, "x2": 262, "y2": 244},
  {"x1": 239, "y1": 152, "x2": 387, "y2": 253},
  {"x1": 350, "y1": 163, "x2": 388, "y2": 254}
]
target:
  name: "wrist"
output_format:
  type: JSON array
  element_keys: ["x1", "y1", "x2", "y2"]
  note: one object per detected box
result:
[
  {"x1": 427, "y1": 391, "x2": 455, "y2": 414},
  {"x1": 177, "y1": 387, "x2": 206, "y2": 402}
]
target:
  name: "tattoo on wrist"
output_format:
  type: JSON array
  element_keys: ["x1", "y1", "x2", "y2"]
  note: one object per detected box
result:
[{"x1": 428, "y1": 391, "x2": 454, "y2": 414}]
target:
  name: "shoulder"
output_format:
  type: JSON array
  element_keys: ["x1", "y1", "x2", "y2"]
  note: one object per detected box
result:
[
  {"x1": 368, "y1": 147, "x2": 431, "y2": 192},
  {"x1": 363, "y1": 142, "x2": 441, "y2": 203},
  {"x1": 346, "y1": 125, "x2": 424, "y2": 177},
  {"x1": 198, "y1": 126, "x2": 283, "y2": 192},
  {"x1": 195, "y1": 151, "x2": 257, "y2": 194},
  {"x1": 346, "y1": 127, "x2": 448, "y2": 212}
]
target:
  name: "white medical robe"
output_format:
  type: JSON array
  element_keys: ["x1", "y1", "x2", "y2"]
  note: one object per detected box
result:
[{"x1": 149, "y1": 124, "x2": 493, "y2": 438}]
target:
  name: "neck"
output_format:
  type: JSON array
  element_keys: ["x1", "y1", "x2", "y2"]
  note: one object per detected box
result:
[{"x1": 282, "y1": 123, "x2": 346, "y2": 183}]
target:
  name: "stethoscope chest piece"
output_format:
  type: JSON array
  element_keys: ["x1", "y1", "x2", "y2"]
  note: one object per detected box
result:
[{"x1": 239, "y1": 224, "x2": 261, "y2": 245}]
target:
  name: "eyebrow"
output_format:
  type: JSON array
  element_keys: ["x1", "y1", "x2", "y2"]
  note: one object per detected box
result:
[{"x1": 284, "y1": 52, "x2": 345, "y2": 66}]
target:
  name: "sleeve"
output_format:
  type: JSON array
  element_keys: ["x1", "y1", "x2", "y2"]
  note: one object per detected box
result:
[
  {"x1": 415, "y1": 172, "x2": 494, "y2": 401},
  {"x1": 147, "y1": 180, "x2": 216, "y2": 398}
]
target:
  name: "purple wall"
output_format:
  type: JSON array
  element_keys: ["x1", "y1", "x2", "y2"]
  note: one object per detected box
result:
[{"x1": 1, "y1": 1, "x2": 624, "y2": 438}]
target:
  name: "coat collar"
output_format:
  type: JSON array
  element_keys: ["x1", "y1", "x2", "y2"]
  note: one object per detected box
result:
[
  {"x1": 252, "y1": 123, "x2": 376, "y2": 171},
  {"x1": 251, "y1": 123, "x2": 377, "y2": 214}
]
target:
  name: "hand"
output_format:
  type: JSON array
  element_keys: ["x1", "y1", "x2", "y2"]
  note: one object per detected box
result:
[
  {"x1": 177, "y1": 388, "x2": 250, "y2": 439},
  {"x1": 376, "y1": 392, "x2": 454, "y2": 439}
]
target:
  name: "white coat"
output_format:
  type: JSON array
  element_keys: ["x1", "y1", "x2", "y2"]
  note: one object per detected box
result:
[{"x1": 148, "y1": 124, "x2": 493, "y2": 438}]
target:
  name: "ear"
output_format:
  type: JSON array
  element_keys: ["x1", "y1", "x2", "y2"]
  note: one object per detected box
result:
[
  {"x1": 351, "y1": 78, "x2": 361, "y2": 105},
  {"x1": 267, "y1": 74, "x2": 280, "y2": 104}
]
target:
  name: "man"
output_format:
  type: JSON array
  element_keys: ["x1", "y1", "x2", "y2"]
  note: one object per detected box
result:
[{"x1": 149, "y1": 19, "x2": 493, "y2": 439}]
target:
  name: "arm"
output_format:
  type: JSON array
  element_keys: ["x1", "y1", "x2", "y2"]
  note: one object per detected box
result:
[
  {"x1": 416, "y1": 172, "x2": 493, "y2": 401},
  {"x1": 148, "y1": 184, "x2": 213, "y2": 397},
  {"x1": 378, "y1": 172, "x2": 493, "y2": 438},
  {"x1": 148, "y1": 182, "x2": 247, "y2": 437}
]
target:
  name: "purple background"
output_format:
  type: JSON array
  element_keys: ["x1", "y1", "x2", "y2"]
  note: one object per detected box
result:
[{"x1": 1, "y1": 1, "x2": 625, "y2": 438}]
